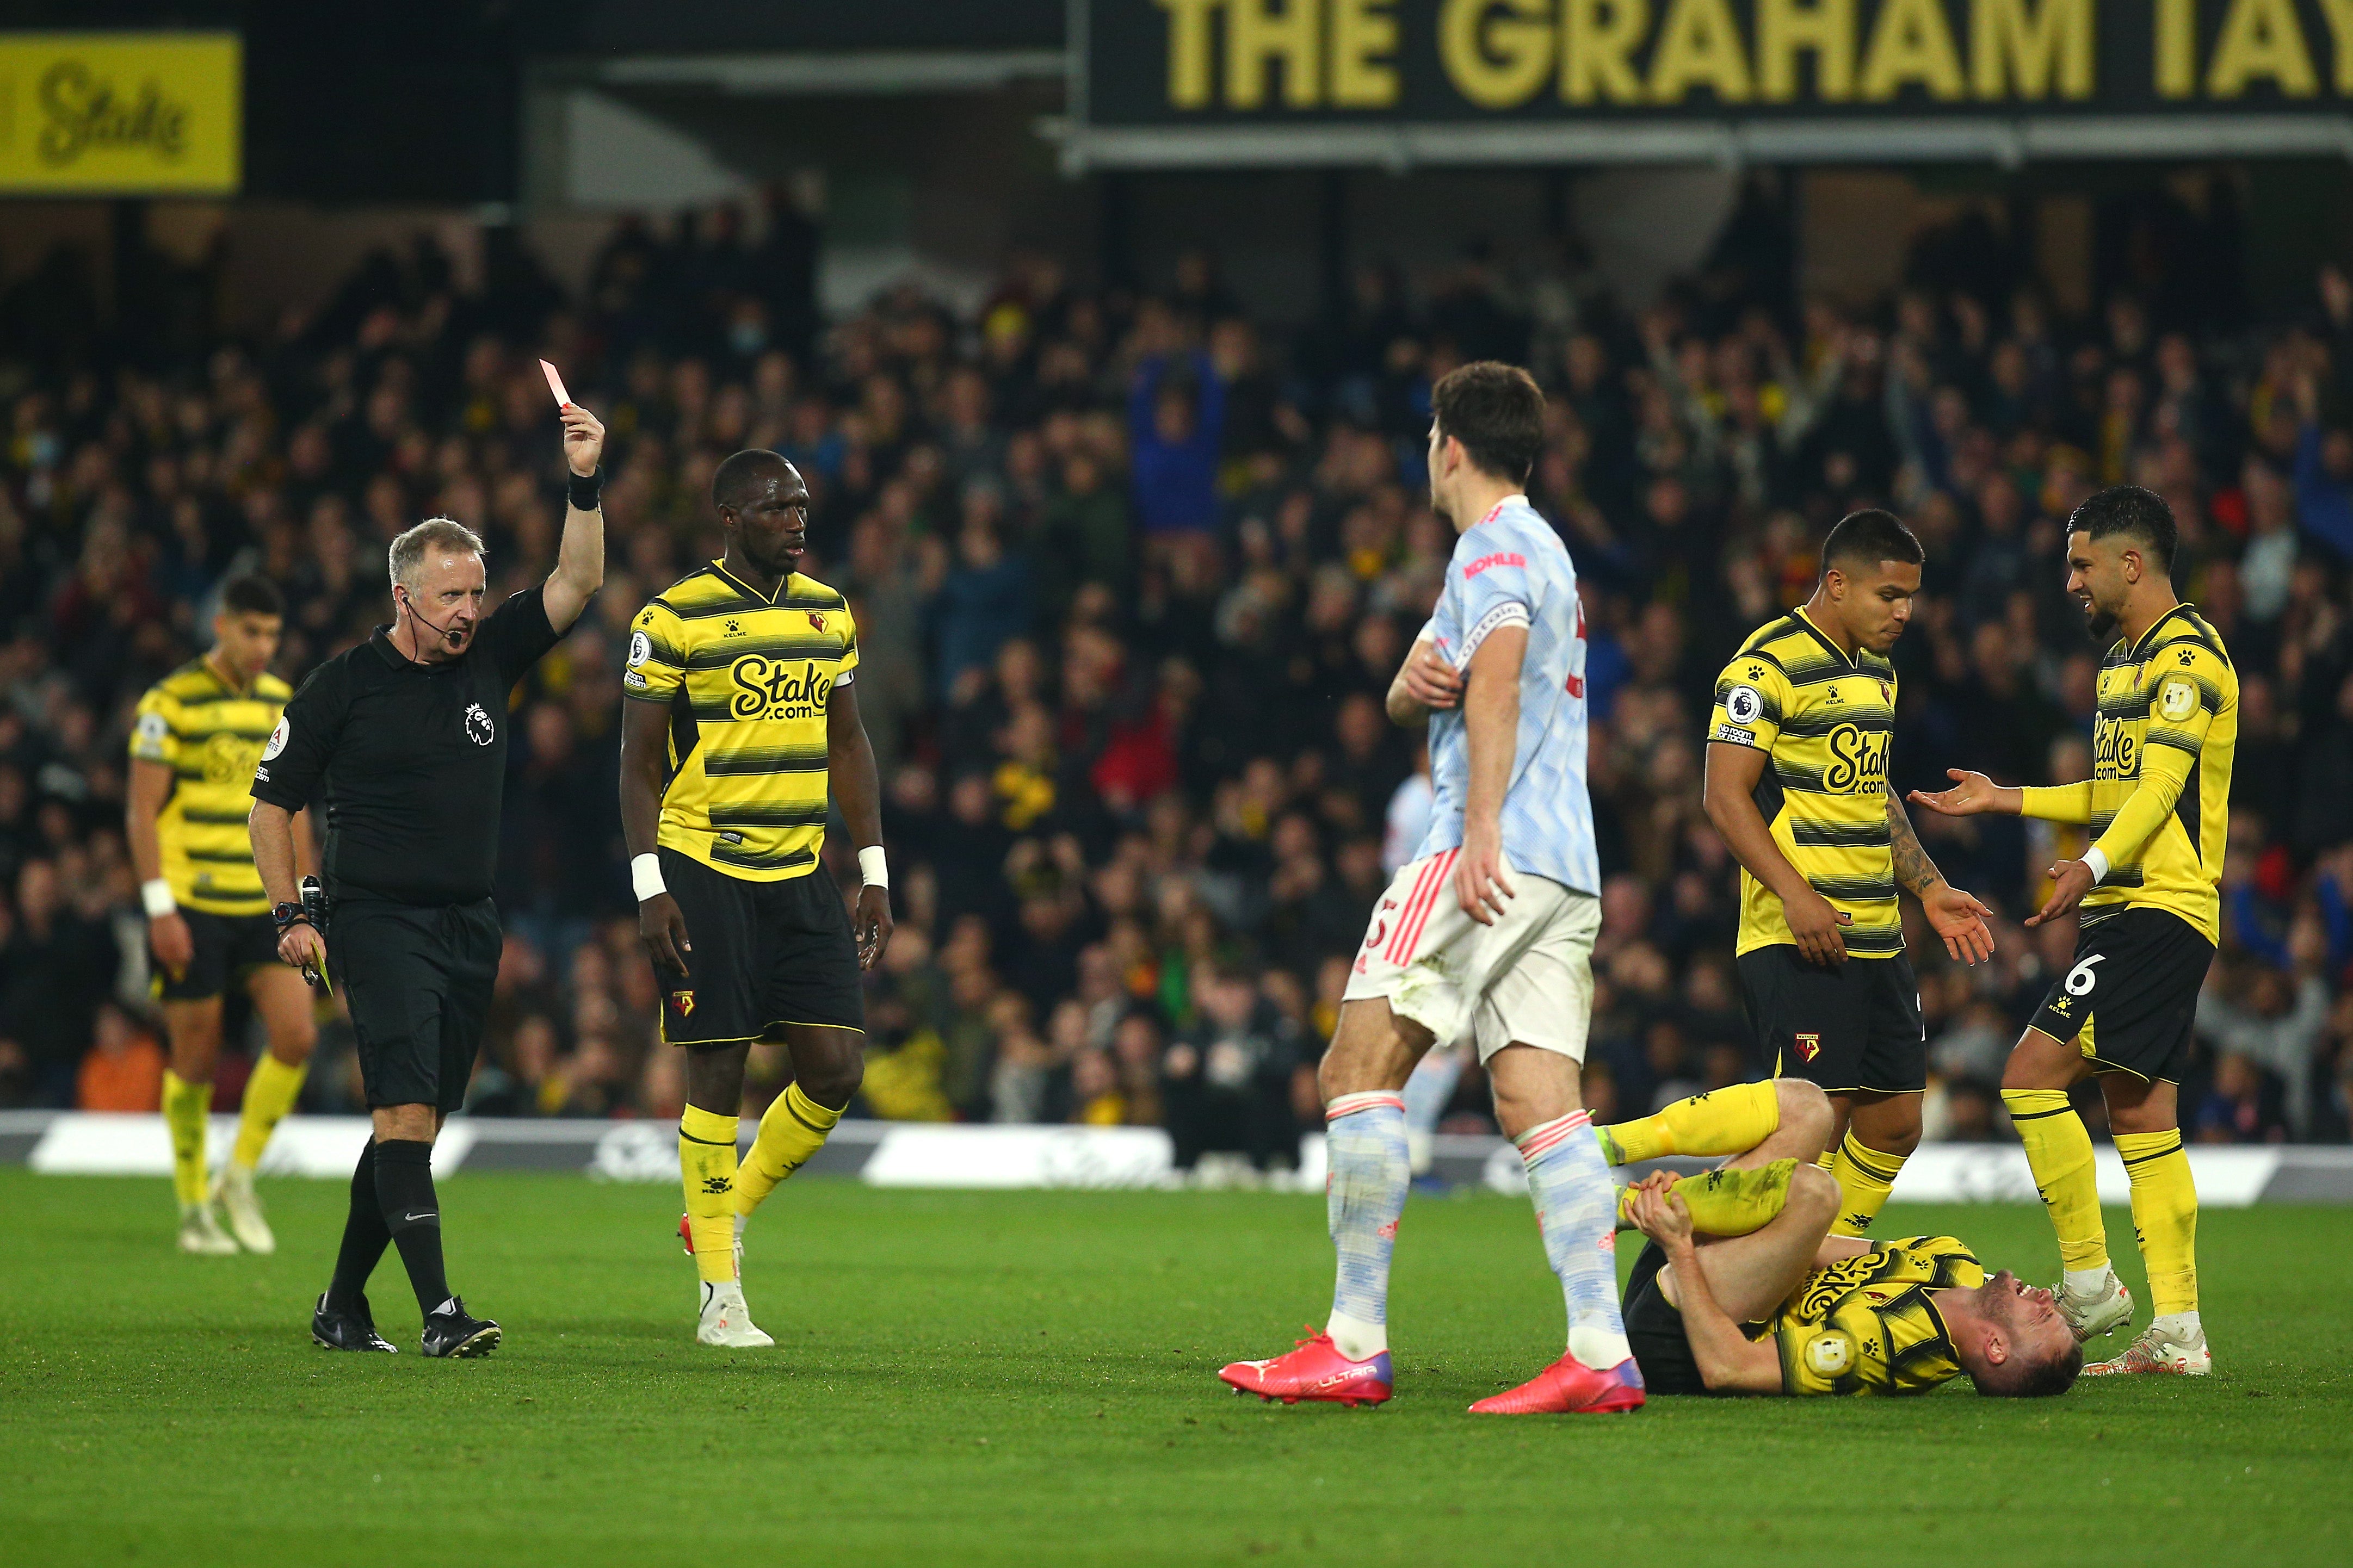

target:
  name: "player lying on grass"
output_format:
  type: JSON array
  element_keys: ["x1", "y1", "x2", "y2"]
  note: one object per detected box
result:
[
  {"x1": 1225, "y1": 1076, "x2": 1835, "y2": 1409},
  {"x1": 1619, "y1": 1156, "x2": 2082, "y2": 1399}
]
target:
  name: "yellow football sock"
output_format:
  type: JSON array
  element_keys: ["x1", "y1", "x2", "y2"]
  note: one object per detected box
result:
[
  {"x1": 162, "y1": 1070, "x2": 211, "y2": 1207},
  {"x1": 680, "y1": 1105, "x2": 740, "y2": 1286},
  {"x1": 734, "y1": 1083, "x2": 842, "y2": 1217},
  {"x1": 1598, "y1": 1080, "x2": 1780, "y2": 1166},
  {"x1": 1619, "y1": 1157, "x2": 1796, "y2": 1237},
  {"x1": 2116, "y1": 1129, "x2": 2198, "y2": 1317},
  {"x1": 231, "y1": 1053, "x2": 307, "y2": 1170},
  {"x1": 1825, "y1": 1131, "x2": 1906, "y2": 1237},
  {"x1": 2002, "y1": 1088, "x2": 2109, "y2": 1274}
]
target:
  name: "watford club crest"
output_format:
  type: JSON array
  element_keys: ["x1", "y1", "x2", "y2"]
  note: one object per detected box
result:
[
  {"x1": 1794, "y1": 1032, "x2": 1822, "y2": 1063},
  {"x1": 671, "y1": 990, "x2": 696, "y2": 1018},
  {"x1": 807, "y1": 612, "x2": 826, "y2": 633}
]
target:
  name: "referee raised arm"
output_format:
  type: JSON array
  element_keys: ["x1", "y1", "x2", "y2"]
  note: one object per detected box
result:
[{"x1": 249, "y1": 401, "x2": 605, "y2": 1358}]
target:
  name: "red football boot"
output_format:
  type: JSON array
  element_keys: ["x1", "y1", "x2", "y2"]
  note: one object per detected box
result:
[
  {"x1": 1468, "y1": 1349, "x2": 1645, "y2": 1414},
  {"x1": 1219, "y1": 1327, "x2": 1393, "y2": 1408}
]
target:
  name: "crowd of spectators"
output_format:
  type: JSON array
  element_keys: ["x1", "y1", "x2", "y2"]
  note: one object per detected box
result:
[{"x1": 5, "y1": 193, "x2": 2353, "y2": 1163}]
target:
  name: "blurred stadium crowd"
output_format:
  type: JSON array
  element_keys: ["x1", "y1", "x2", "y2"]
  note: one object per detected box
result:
[{"x1": 5, "y1": 199, "x2": 2353, "y2": 1157}]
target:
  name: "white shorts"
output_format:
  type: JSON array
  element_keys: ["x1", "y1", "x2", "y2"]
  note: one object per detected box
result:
[{"x1": 1341, "y1": 850, "x2": 1600, "y2": 1064}]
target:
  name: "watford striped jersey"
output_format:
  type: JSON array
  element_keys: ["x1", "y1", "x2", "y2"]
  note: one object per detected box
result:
[
  {"x1": 1765, "y1": 1235, "x2": 1981, "y2": 1397},
  {"x1": 129, "y1": 658, "x2": 292, "y2": 914},
  {"x1": 1709, "y1": 610, "x2": 1901, "y2": 958},
  {"x1": 2021, "y1": 604, "x2": 2235, "y2": 944},
  {"x1": 623, "y1": 562, "x2": 857, "y2": 882}
]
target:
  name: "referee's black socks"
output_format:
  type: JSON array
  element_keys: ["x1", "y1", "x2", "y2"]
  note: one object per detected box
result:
[
  {"x1": 374, "y1": 1139, "x2": 454, "y2": 1317},
  {"x1": 326, "y1": 1138, "x2": 391, "y2": 1313}
]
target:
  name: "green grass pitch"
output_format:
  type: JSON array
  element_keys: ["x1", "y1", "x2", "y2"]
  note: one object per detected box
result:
[{"x1": 3, "y1": 1169, "x2": 2349, "y2": 1567}]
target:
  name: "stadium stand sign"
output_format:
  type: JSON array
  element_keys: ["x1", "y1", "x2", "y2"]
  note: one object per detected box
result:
[
  {"x1": 1066, "y1": 0, "x2": 2353, "y2": 167},
  {"x1": 6, "y1": 1113, "x2": 2351, "y2": 1201},
  {"x1": 0, "y1": 32, "x2": 240, "y2": 194}
]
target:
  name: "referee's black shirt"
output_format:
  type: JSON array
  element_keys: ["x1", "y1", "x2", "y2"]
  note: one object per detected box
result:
[{"x1": 251, "y1": 586, "x2": 565, "y2": 906}]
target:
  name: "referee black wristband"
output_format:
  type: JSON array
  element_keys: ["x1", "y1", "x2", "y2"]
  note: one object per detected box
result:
[{"x1": 567, "y1": 468, "x2": 602, "y2": 511}]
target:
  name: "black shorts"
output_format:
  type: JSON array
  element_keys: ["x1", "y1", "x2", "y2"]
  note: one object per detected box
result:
[
  {"x1": 153, "y1": 908, "x2": 283, "y2": 1002},
  {"x1": 657, "y1": 848, "x2": 863, "y2": 1048},
  {"x1": 1737, "y1": 945, "x2": 1925, "y2": 1095},
  {"x1": 329, "y1": 895, "x2": 502, "y2": 1113},
  {"x1": 1622, "y1": 1240, "x2": 1709, "y2": 1396},
  {"x1": 2028, "y1": 907, "x2": 2214, "y2": 1084}
]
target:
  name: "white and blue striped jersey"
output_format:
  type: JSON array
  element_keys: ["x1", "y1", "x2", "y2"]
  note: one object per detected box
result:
[{"x1": 1410, "y1": 496, "x2": 1599, "y2": 897}]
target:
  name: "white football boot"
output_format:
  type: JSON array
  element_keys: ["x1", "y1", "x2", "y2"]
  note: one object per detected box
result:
[
  {"x1": 177, "y1": 1200, "x2": 238, "y2": 1255},
  {"x1": 212, "y1": 1162, "x2": 277, "y2": 1255},
  {"x1": 2053, "y1": 1271, "x2": 2134, "y2": 1342},
  {"x1": 2085, "y1": 1317, "x2": 2210, "y2": 1376},
  {"x1": 696, "y1": 1280, "x2": 775, "y2": 1348}
]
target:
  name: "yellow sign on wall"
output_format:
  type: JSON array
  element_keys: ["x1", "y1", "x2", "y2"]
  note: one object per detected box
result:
[{"x1": 0, "y1": 34, "x2": 240, "y2": 194}]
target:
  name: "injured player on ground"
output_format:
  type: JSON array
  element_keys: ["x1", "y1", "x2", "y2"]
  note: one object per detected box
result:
[{"x1": 1619, "y1": 1148, "x2": 2082, "y2": 1399}]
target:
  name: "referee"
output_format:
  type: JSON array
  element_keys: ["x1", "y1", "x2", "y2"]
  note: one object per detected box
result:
[{"x1": 250, "y1": 401, "x2": 604, "y2": 1358}]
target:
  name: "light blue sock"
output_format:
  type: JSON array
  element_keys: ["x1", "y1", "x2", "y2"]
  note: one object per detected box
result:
[
  {"x1": 1518, "y1": 1110, "x2": 1632, "y2": 1368},
  {"x1": 1401, "y1": 1047, "x2": 1466, "y2": 1138},
  {"x1": 1324, "y1": 1091, "x2": 1409, "y2": 1361}
]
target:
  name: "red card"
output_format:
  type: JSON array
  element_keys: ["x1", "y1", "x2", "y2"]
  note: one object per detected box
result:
[{"x1": 539, "y1": 358, "x2": 572, "y2": 408}]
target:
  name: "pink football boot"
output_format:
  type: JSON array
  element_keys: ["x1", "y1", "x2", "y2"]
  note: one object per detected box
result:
[
  {"x1": 1219, "y1": 1327, "x2": 1393, "y2": 1408},
  {"x1": 1469, "y1": 1349, "x2": 1645, "y2": 1414}
]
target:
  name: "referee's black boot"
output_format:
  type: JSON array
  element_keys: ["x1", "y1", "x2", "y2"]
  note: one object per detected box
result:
[
  {"x1": 420, "y1": 1296, "x2": 502, "y2": 1359},
  {"x1": 312, "y1": 1292, "x2": 397, "y2": 1353}
]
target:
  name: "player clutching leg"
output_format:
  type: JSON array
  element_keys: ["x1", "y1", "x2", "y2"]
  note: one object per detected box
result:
[
  {"x1": 1617, "y1": 1135, "x2": 2082, "y2": 1399},
  {"x1": 1910, "y1": 487, "x2": 2230, "y2": 1377},
  {"x1": 1701, "y1": 510, "x2": 1997, "y2": 1243},
  {"x1": 126, "y1": 574, "x2": 319, "y2": 1255},
  {"x1": 620, "y1": 449, "x2": 893, "y2": 1349}
]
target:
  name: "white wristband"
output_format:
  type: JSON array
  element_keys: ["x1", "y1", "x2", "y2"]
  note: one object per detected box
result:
[
  {"x1": 858, "y1": 845, "x2": 889, "y2": 890},
  {"x1": 140, "y1": 878, "x2": 176, "y2": 918},
  {"x1": 2082, "y1": 847, "x2": 2110, "y2": 885},
  {"x1": 631, "y1": 853, "x2": 666, "y2": 902}
]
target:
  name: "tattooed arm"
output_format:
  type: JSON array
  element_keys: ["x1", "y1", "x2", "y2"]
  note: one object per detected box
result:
[
  {"x1": 1886, "y1": 791, "x2": 1996, "y2": 964},
  {"x1": 1887, "y1": 792, "x2": 1942, "y2": 897}
]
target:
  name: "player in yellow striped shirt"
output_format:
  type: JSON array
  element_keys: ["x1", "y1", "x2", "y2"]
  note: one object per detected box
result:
[
  {"x1": 1703, "y1": 510, "x2": 1996, "y2": 1244},
  {"x1": 126, "y1": 575, "x2": 317, "y2": 1255},
  {"x1": 621, "y1": 449, "x2": 893, "y2": 1347},
  {"x1": 1911, "y1": 487, "x2": 2229, "y2": 1378}
]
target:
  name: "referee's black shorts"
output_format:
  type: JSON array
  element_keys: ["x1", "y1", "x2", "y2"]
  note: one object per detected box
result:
[
  {"x1": 329, "y1": 895, "x2": 502, "y2": 1113},
  {"x1": 153, "y1": 908, "x2": 283, "y2": 1003},
  {"x1": 2027, "y1": 907, "x2": 2214, "y2": 1084},
  {"x1": 656, "y1": 847, "x2": 863, "y2": 1049},
  {"x1": 1737, "y1": 945, "x2": 1926, "y2": 1095}
]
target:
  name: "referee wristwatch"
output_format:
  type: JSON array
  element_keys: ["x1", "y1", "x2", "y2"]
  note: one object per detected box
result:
[{"x1": 272, "y1": 900, "x2": 314, "y2": 934}]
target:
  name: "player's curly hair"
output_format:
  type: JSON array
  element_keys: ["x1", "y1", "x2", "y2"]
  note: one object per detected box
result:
[
  {"x1": 1974, "y1": 1336, "x2": 2083, "y2": 1399},
  {"x1": 2069, "y1": 484, "x2": 2178, "y2": 574}
]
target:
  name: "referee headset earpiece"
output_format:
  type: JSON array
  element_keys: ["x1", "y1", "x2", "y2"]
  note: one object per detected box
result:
[{"x1": 397, "y1": 584, "x2": 465, "y2": 647}]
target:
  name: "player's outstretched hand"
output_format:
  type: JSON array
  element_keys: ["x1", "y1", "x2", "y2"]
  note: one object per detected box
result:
[
  {"x1": 1400, "y1": 640, "x2": 1463, "y2": 712},
  {"x1": 1784, "y1": 888, "x2": 1852, "y2": 968},
  {"x1": 560, "y1": 402, "x2": 606, "y2": 480},
  {"x1": 1627, "y1": 1181, "x2": 1695, "y2": 1251},
  {"x1": 855, "y1": 885, "x2": 894, "y2": 971},
  {"x1": 1908, "y1": 768, "x2": 2008, "y2": 817},
  {"x1": 1923, "y1": 883, "x2": 1997, "y2": 965},
  {"x1": 638, "y1": 890, "x2": 691, "y2": 976},
  {"x1": 2026, "y1": 859, "x2": 2095, "y2": 928}
]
